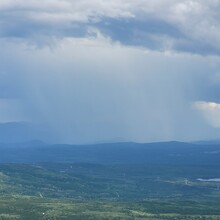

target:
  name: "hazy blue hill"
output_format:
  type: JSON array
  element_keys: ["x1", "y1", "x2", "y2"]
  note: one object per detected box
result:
[
  {"x1": 193, "y1": 139, "x2": 220, "y2": 145},
  {"x1": 0, "y1": 141, "x2": 219, "y2": 165},
  {"x1": 0, "y1": 122, "x2": 51, "y2": 143}
]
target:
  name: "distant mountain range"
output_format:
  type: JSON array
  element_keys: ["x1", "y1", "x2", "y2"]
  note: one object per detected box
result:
[
  {"x1": 0, "y1": 122, "x2": 54, "y2": 143},
  {"x1": 193, "y1": 139, "x2": 220, "y2": 145},
  {"x1": 0, "y1": 141, "x2": 219, "y2": 166},
  {"x1": 0, "y1": 122, "x2": 220, "y2": 165}
]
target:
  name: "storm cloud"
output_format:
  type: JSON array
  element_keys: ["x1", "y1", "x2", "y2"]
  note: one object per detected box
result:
[
  {"x1": 1, "y1": 0, "x2": 220, "y2": 55},
  {"x1": 0, "y1": 1, "x2": 220, "y2": 143}
]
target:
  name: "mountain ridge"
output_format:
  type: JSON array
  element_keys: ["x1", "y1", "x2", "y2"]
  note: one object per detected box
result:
[{"x1": 0, "y1": 140, "x2": 219, "y2": 165}]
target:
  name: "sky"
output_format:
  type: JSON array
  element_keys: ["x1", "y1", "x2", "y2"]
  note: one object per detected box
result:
[{"x1": 1, "y1": 0, "x2": 220, "y2": 144}]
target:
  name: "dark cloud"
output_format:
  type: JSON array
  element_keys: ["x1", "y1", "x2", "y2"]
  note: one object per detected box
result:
[
  {"x1": 95, "y1": 18, "x2": 183, "y2": 49},
  {"x1": 1, "y1": 1, "x2": 220, "y2": 55}
]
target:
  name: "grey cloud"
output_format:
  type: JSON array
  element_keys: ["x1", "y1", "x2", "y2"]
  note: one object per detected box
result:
[
  {"x1": 1, "y1": 1, "x2": 220, "y2": 55},
  {"x1": 95, "y1": 18, "x2": 184, "y2": 50}
]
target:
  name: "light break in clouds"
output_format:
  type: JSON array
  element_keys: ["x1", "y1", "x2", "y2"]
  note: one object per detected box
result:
[{"x1": 194, "y1": 101, "x2": 220, "y2": 128}]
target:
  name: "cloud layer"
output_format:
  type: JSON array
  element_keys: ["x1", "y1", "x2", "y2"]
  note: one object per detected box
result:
[{"x1": 1, "y1": 0, "x2": 220, "y2": 55}]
